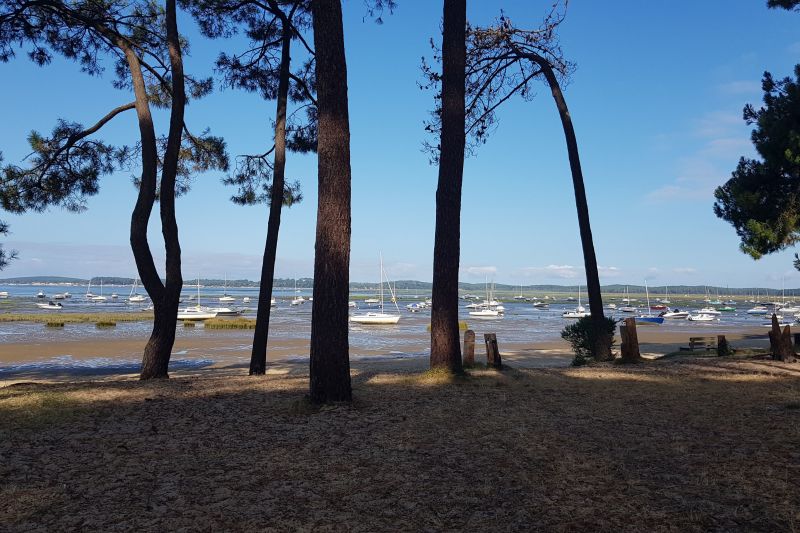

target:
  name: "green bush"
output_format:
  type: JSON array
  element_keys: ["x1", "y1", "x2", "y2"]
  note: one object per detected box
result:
[{"x1": 561, "y1": 316, "x2": 617, "y2": 366}]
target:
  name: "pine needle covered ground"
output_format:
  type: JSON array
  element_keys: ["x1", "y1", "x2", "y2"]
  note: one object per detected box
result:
[{"x1": 1, "y1": 357, "x2": 799, "y2": 531}]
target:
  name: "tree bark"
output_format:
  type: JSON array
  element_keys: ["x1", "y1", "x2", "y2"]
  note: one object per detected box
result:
[
  {"x1": 249, "y1": 21, "x2": 292, "y2": 376},
  {"x1": 463, "y1": 329, "x2": 475, "y2": 366},
  {"x1": 769, "y1": 314, "x2": 797, "y2": 362},
  {"x1": 430, "y1": 0, "x2": 466, "y2": 373},
  {"x1": 530, "y1": 56, "x2": 611, "y2": 362},
  {"x1": 619, "y1": 317, "x2": 642, "y2": 363},
  {"x1": 309, "y1": 0, "x2": 352, "y2": 403},
  {"x1": 119, "y1": 38, "x2": 170, "y2": 379},
  {"x1": 138, "y1": 0, "x2": 186, "y2": 379}
]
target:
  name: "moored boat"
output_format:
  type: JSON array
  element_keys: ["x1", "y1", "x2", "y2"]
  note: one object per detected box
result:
[{"x1": 36, "y1": 301, "x2": 63, "y2": 310}]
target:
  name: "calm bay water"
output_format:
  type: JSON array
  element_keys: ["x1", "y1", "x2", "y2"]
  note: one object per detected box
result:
[{"x1": 0, "y1": 283, "x2": 775, "y2": 375}]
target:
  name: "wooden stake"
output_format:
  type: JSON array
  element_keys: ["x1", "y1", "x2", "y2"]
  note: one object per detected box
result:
[
  {"x1": 484, "y1": 333, "x2": 501, "y2": 369},
  {"x1": 463, "y1": 329, "x2": 475, "y2": 366}
]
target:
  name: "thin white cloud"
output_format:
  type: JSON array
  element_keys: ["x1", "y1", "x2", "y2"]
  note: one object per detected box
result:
[
  {"x1": 699, "y1": 137, "x2": 752, "y2": 159},
  {"x1": 646, "y1": 157, "x2": 725, "y2": 203},
  {"x1": 520, "y1": 264, "x2": 581, "y2": 279},
  {"x1": 461, "y1": 265, "x2": 498, "y2": 277},
  {"x1": 716, "y1": 80, "x2": 761, "y2": 96},
  {"x1": 673, "y1": 267, "x2": 697, "y2": 274},
  {"x1": 598, "y1": 266, "x2": 622, "y2": 278},
  {"x1": 692, "y1": 110, "x2": 742, "y2": 139}
]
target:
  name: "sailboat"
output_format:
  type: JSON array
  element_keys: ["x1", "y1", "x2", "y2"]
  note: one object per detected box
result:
[
  {"x1": 658, "y1": 286, "x2": 671, "y2": 305},
  {"x1": 219, "y1": 274, "x2": 235, "y2": 303},
  {"x1": 128, "y1": 277, "x2": 147, "y2": 303},
  {"x1": 290, "y1": 279, "x2": 306, "y2": 306},
  {"x1": 177, "y1": 277, "x2": 217, "y2": 320},
  {"x1": 619, "y1": 286, "x2": 637, "y2": 313},
  {"x1": 350, "y1": 254, "x2": 401, "y2": 325},
  {"x1": 470, "y1": 280, "x2": 503, "y2": 319},
  {"x1": 562, "y1": 285, "x2": 589, "y2": 318},
  {"x1": 87, "y1": 279, "x2": 107, "y2": 302},
  {"x1": 513, "y1": 284, "x2": 526, "y2": 301},
  {"x1": 636, "y1": 281, "x2": 664, "y2": 325}
]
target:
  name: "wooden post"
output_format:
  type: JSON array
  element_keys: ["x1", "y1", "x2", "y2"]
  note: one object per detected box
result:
[
  {"x1": 463, "y1": 329, "x2": 475, "y2": 366},
  {"x1": 769, "y1": 315, "x2": 797, "y2": 362},
  {"x1": 484, "y1": 333, "x2": 501, "y2": 369},
  {"x1": 716, "y1": 335, "x2": 730, "y2": 357},
  {"x1": 619, "y1": 317, "x2": 642, "y2": 363}
]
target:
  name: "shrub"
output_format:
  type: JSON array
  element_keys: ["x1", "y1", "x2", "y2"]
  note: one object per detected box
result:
[{"x1": 561, "y1": 316, "x2": 617, "y2": 366}]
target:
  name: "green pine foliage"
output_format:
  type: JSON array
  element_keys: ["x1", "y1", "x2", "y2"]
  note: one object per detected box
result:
[
  {"x1": 714, "y1": 66, "x2": 800, "y2": 260},
  {"x1": 561, "y1": 316, "x2": 616, "y2": 366}
]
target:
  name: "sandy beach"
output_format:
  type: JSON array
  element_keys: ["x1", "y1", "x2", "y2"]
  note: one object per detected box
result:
[
  {"x1": 0, "y1": 323, "x2": 773, "y2": 386},
  {"x1": 2, "y1": 353, "x2": 799, "y2": 531}
]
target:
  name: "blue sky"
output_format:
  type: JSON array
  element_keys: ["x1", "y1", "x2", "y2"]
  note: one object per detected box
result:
[{"x1": 1, "y1": 0, "x2": 799, "y2": 287}]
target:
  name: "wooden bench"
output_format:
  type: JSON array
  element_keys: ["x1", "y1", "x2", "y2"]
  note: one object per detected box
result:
[{"x1": 680, "y1": 336, "x2": 717, "y2": 351}]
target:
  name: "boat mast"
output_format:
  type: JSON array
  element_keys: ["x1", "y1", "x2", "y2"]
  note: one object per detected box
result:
[{"x1": 379, "y1": 253, "x2": 384, "y2": 313}]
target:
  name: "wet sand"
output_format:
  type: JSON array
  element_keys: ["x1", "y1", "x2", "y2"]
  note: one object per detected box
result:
[{"x1": 0, "y1": 324, "x2": 772, "y2": 386}]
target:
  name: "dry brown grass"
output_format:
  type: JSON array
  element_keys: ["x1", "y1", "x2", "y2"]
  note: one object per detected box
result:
[{"x1": 1, "y1": 357, "x2": 799, "y2": 531}]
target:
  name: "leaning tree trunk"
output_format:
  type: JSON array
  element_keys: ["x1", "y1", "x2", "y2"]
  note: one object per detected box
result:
[
  {"x1": 308, "y1": 0, "x2": 353, "y2": 403},
  {"x1": 137, "y1": 0, "x2": 186, "y2": 379},
  {"x1": 119, "y1": 39, "x2": 169, "y2": 379},
  {"x1": 430, "y1": 0, "x2": 466, "y2": 373},
  {"x1": 534, "y1": 58, "x2": 611, "y2": 362},
  {"x1": 249, "y1": 23, "x2": 292, "y2": 376}
]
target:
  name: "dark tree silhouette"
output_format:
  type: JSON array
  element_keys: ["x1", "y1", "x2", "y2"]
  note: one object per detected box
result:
[
  {"x1": 714, "y1": 3, "x2": 799, "y2": 268},
  {"x1": 0, "y1": 0, "x2": 227, "y2": 378},
  {"x1": 421, "y1": 3, "x2": 612, "y2": 361},
  {"x1": 308, "y1": 0, "x2": 353, "y2": 403},
  {"x1": 428, "y1": 0, "x2": 466, "y2": 372},
  {"x1": 466, "y1": 14, "x2": 610, "y2": 360},
  {"x1": 186, "y1": 0, "x2": 315, "y2": 376},
  {"x1": 0, "y1": 218, "x2": 16, "y2": 270},
  {"x1": 768, "y1": 0, "x2": 800, "y2": 10},
  {"x1": 714, "y1": 67, "x2": 800, "y2": 260}
]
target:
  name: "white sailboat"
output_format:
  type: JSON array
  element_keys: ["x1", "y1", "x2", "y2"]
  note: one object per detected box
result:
[
  {"x1": 290, "y1": 279, "x2": 306, "y2": 306},
  {"x1": 619, "y1": 286, "x2": 637, "y2": 313},
  {"x1": 562, "y1": 285, "x2": 589, "y2": 318},
  {"x1": 128, "y1": 277, "x2": 147, "y2": 303},
  {"x1": 470, "y1": 280, "x2": 503, "y2": 319},
  {"x1": 350, "y1": 254, "x2": 401, "y2": 325},
  {"x1": 178, "y1": 277, "x2": 217, "y2": 320},
  {"x1": 87, "y1": 279, "x2": 107, "y2": 302},
  {"x1": 219, "y1": 274, "x2": 235, "y2": 303}
]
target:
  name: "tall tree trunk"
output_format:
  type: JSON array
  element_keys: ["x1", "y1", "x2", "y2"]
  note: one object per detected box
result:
[
  {"x1": 250, "y1": 22, "x2": 292, "y2": 375},
  {"x1": 430, "y1": 0, "x2": 466, "y2": 372},
  {"x1": 119, "y1": 40, "x2": 169, "y2": 378},
  {"x1": 535, "y1": 58, "x2": 611, "y2": 361},
  {"x1": 139, "y1": 0, "x2": 186, "y2": 379},
  {"x1": 308, "y1": 0, "x2": 352, "y2": 403}
]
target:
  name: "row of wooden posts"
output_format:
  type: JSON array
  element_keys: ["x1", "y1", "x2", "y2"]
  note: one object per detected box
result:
[
  {"x1": 463, "y1": 313, "x2": 798, "y2": 368},
  {"x1": 463, "y1": 330, "x2": 502, "y2": 369},
  {"x1": 620, "y1": 314, "x2": 797, "y2": 363}
]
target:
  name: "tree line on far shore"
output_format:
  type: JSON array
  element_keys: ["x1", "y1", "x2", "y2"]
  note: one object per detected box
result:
[{"x1": 0, "y1": 0, "x2": 795, "y2": 401}]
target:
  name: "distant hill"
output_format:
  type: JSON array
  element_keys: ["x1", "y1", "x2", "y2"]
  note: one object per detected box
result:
[
  {"x1": 1, "y1": 276, "x2": 794, "y2": 295},
  {"x1": 0, "y1": 276, "x2": 87, "y2": 284}
]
